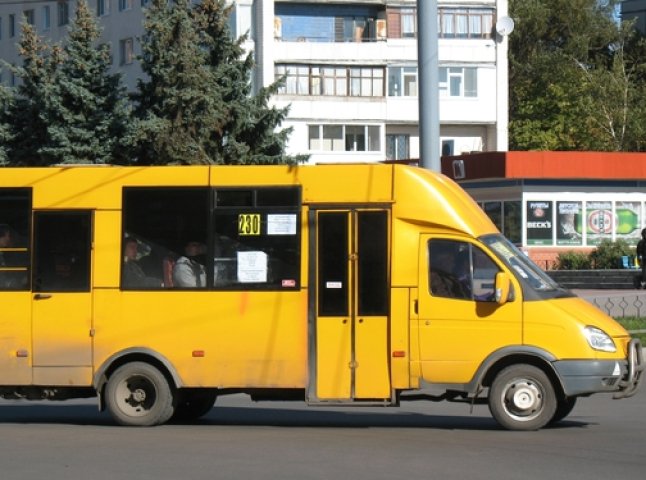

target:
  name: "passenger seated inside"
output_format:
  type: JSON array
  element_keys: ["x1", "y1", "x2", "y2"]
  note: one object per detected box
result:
[
  {"x1": 173, "y1": 241, "x2": 206, "y2": 288},
  {"x1": 430, "y1": 244, "x2": 470, "y2": 300},
  {"x1": 122, "y1": 237, "x2": 162, "y2": 288}
]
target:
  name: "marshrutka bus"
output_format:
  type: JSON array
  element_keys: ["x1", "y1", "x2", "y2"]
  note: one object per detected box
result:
[{"x1": 0, "y1": 164, "x2": 642, "y2": 430}]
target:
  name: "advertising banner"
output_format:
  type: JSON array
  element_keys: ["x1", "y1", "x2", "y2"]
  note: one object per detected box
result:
[
  {"x1": 526, "y1": 201, "x2": 553, "y2": 245},
  {"x1": 556, "y1": 201, "x2": 583, "y2": 246},
  {"x1": 615, "y1": 202, "x2": 641, "y2": 244},
  {"x1": 586, "y1": 201, "x2": 612, "y2": 245}
]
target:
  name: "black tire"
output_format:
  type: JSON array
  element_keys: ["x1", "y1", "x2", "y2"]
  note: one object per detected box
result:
[
  {"x1": 172, "y1": 389, "x2": 217, "y2": 421},
  {"x1": 105, "y1": 362, "x2": 176, "y2": 426},
  {"x1": 550, "y1": 396, "x2": 577, "y2": 424},
  {"x1": 488, "y1": 364, "x2": 557, "y2": 431}
]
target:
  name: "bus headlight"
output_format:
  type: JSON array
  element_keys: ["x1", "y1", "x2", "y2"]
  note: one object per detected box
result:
[{"x1": 583, "y1": 326, "x2": 616, "y2": 353}]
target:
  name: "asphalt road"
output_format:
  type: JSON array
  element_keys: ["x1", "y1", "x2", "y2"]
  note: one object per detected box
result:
[{"x1": 0, "y1": 385, "x2": 644, "y2": 480}]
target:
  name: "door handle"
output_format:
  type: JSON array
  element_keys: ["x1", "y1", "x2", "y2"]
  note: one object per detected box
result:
[{"x1": 33, "y1": 293, "x2": 52, "y2": 300}]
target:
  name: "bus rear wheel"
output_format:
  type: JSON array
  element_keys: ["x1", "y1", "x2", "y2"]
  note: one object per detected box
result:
[
  {"x1": 105, "y1": 362, "x2": 175, "y2": 426},
  {"x1": 488, "y1": 364, "x2": 556, "y2": 431}
]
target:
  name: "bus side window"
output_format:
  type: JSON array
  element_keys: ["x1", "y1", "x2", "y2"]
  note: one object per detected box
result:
[
  {"x1": 429, "y1": 240, "x2": 471, "y2": 300},
  {"x1": 471, "y1": 247, "x2": 499, "y2": 302},
  {"x1": 428, "y1": 240, "x2": 499, "y2": 302},
  {"x1": 122, "y1": 188, "x2": 209, "y2": 290},
  {"x1": 0, "y1": 189, "x2": 31, "y2": 291},
  {"x1": 33, "y1": 212, "x2": 92, "y2": 292}
]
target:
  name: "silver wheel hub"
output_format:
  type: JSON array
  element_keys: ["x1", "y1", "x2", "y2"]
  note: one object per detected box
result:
[{"x1": 503, "y1": 380, "x2": 543, "y2": 420}]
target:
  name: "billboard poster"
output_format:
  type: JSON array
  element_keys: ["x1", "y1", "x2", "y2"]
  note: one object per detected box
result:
[
  {"x1": 556, "y1": 201, "x2": 583, "y2": 246},
  {"x1": 526, "y1": 201, "x2": 553, "y2": 245},
  {"x1": 615, "y1": 201, "x2": 641, "y2": 244},
  {"x1": 586, "y1": 201, "x2": 612, "y2": 245}
]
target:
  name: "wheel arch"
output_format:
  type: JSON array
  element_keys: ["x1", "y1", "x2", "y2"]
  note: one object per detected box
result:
[
  {"x1": 93, "y1": 348, "x2": 183, "y2": 410},
  {"x1": 476, "y1": 346, "x2": 566, "y2": 399}
]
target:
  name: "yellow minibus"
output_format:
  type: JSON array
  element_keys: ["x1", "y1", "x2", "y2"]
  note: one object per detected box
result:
[{"x1": 0, "y1": 164, "x2": 642, "y2": 430}]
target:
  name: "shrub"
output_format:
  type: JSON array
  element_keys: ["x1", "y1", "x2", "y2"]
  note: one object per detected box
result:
[
  {"x1": 556, "y1": 251, "x2": 591, "y2": 270},
  {"x1": 589, "y1": 239, "x2": 634, "y2": 269}
]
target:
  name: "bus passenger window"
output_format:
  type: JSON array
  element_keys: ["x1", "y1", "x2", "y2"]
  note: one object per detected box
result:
[
  {"x1": 213, "y1": 187, "x2": 301, "y2": 290},
  {"x1": 33, "y1": 212, "x2": 92, "y2": 292},
  {"x1": 0, "y1": 189, "x2": 31, "y2": 291},
  {"x1": 122, "y1": 188, "x2": 209, "y2": 290}
]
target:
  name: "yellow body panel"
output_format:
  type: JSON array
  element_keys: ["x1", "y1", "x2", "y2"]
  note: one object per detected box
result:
[
  {"x1": 315, "y1": 316, "x2": 352, "y2": 399},
  {"x1": 94, "y1": 289, "x2": 308, "y2": 387},
  {"x1": 0, "y1": 293, "x2": 32, "y2": 384},
  {"x1": 524, "y1": 297, "x2": 630, "y2": 361}
]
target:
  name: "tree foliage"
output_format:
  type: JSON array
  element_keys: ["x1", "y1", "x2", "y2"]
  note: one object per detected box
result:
[
  {"x1": 42, "y1": 0, "x2": 132, "y2": 164},
  {"x1": 1, "y1": 0, "x2": 300, "y2": 166},
  {"x1": 133, "y1": 0, "x2": 303, "y2": 165},
  {"x1": 1, "y1": 1, "x2": 131, "y2": 165},
  {"x1": 509, "y1": 0, "x2": 646, "y2": 151},
  {"x1": 1, "y1": 22, "x2": 62, "y2": 165}
]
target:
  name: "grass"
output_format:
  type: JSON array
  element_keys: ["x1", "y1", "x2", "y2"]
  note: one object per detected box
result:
[{"x1": 615, "y1": 316, "x2": 646, "y2": 344}]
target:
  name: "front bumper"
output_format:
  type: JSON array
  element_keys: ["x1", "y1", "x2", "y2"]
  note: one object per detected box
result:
[{"x1": 552, "y1": 338, "x2": 644, "y2": 398}]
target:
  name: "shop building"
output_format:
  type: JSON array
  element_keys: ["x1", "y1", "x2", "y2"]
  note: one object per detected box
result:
[{"x1": 441, "y1": 151, "x2": 646, "y2": 268}]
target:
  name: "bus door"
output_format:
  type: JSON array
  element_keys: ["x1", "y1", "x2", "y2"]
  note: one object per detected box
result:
[
  {"x1": 417, "y1": 236, "x2": 522, "y2": 384},
  {"x1": 31, "y1": 211, "x2": 94, "y2": 385},
  {"x1": 309, "y1": 209, "x2": 391, "y2": 401}
]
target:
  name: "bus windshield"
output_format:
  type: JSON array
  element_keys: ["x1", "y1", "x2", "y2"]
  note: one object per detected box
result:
[{"x1": 481, "y1": 234, "x2": 570, "y2": 298}]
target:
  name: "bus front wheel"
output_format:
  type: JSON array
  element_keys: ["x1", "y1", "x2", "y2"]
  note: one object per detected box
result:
[
  {"x1": 105, "y1": 362, "x2": 176, "y2": 426},
  {"x1": 488, "y1": 364, "x2": 557, "y2": 431}
]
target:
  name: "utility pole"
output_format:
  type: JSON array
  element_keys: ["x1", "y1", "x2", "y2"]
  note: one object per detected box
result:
[{"x1": 417, "y1": 0, "x2": 440, "y2": 171}]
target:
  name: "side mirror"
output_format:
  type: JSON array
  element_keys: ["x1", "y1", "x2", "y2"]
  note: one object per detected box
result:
[{"x1": 495, "y1": 272, "x2": 512, "y2": 305}]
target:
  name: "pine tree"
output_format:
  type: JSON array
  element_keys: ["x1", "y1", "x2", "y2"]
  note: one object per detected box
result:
[
  {"x1": 0, "y1": 85, "x2": 12, "y2": 165},
  {"x1": 196, "y1": 0, "x2": 306, "y2": 164},
  {"x1": 134, "y1": 0, "x2": 304, "y2": 165},
  {"x1": 41, "y1": 0, "x2": 132, "y2": 164},
  {"x1": 133, "y1": 0, "x2": 227, "y2": 165},
  {"x1": 2, "y1": 22, "x2": 61, "y2": 165}
]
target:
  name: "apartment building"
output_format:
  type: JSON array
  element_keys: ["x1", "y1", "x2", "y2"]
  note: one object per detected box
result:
[
  {"x1": 622, "y1": 0, "x2": 646, "y2": 33},
  {"x1": 0, "y1": 0, "x2": 510, "y2": 164}
]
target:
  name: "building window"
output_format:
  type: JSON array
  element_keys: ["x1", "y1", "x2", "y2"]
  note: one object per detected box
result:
[
  {"x1": 400, "y1": 8, "x2": 416, "y2": 38},
  {"x1": 386, "y1": 134, "x2": 410, "y2": 160},
  {"x1": 9, "y1": 14, "x2": 15, "y2": 38},
  {"x1": 439, "y1": 67, "x2": 477, "y2": 98},
  {"x1": 120, "y1": 38, "x2": 134, "y2": 65},
  {"x1": 388, "y1": 66, "x2": 418, "y2": 96},
  {"x1": 276, "y1": 64, "x2": 384, "y2": 97},
  {"x1": 42, "y1": 6, "x2": 50, "y2": 30},
  {"x1": 349, "y1": 67, "x2": 384, "y2": 97},
  {"x1": 58, "y1": 1, "x2": 69, "y2": 27},
  {"x1": 98, "y1": 0, "x2": 111, "y2": 17},
  {"x1": 23, "y1": 9, "x2": 35, "y2": 26},
  {"x1": 439, "y1": 8, "x2": 494, "y2": 39},
  {"x1": 309, "y1": 125, "x2": 381, "y2": 152},
  {"x1": 119, "y1": 0, "x2": 133, "y2": 12},
  {"x1": 275, "y1": 4, "x2": 380, "y2": 43}
]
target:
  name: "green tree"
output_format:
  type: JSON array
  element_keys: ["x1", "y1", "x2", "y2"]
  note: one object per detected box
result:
[
  {"x1": 0, "y1": 84, "x2": 12, "y2": 165},
  {"x1": 133, "y1": 0, "x2": 227, "y2": 165},
  {"x1": 196, "y1": 0, "x2": 305, "y2": 164},
  {"x1": 1, "y1": 22, "x2": 62, "y2": 165},
  {"x1": 509, "y1": 0, "x2": 646, "y2": 151},
  {"x1": 41, "y1": 0, "x2": 132, "y2": 164},
  {"x1": 134, "y1": 0, "x2": 304, "y2": 165}
]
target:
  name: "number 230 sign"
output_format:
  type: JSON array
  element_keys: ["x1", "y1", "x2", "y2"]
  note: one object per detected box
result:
[{"x1": 238, "y1": 214, "x2": 261, "y2": 236}]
